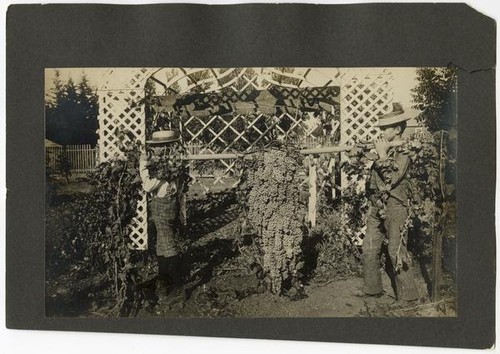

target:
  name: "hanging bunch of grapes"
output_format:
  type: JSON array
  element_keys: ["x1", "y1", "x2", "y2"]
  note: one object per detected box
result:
[
  {"x1": 242, "y1": 147, "x2": 307, "y2": 295},
  {"x1": 145, "y1": 142, "x2": 191, "y2": 187}
]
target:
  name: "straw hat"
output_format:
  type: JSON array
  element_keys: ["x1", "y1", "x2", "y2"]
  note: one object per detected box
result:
[
  {"x1": 376, "y1": 103, "x2": 413, "y2": 127},
  {"x1": 146, "y1": 130, "x2": 181, "y2": 144}
]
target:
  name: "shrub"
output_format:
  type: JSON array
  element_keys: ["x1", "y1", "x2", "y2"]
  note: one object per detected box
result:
[
  {"x1": 56, "y1": 147, "x2": 72, "y2": 183},
  {"x1": 311, "y1": 211, "x2": 360, "y2": 281},
  {"x1": 47, "y1": 137, "x2": 154, "y2": 316}
]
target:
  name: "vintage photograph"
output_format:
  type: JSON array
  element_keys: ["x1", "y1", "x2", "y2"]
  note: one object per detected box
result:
[{"x1": 45, "y1": 67, "x2": 457, "y2": 318}]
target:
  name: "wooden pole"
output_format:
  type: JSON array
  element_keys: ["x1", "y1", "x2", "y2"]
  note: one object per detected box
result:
[
  {"x1": 299, "y1": 145, "x2": 353, "y2": 155},
  {"x1": 431, "y1": 130, "x2": 446, "y2": 302},
  {"x1": 182, "y1": 153, "x2": 242, "y2": 160},
  {"x1": 328, "y1": 157, "x2": 336, "y2": 200},
  {"x1": 308, "y1": 158, "x2": 317, "y2": 228},
  {"x1": 431, "y1": 227, "x2": 443, "y2": 302},
  {"x1": 181, "y1": 146, "x2": 351, "y2": 161}
]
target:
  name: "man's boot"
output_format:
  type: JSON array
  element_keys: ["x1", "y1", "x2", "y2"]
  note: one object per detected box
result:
[
  {"x1": 155, "y1": 256, "x2": 171, "y2": 312},
  {"x1": 165, "y1": 255, "x2": 182, "y2": 288}
]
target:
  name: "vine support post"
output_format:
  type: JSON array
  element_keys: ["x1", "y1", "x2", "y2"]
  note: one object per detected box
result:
[
  {"x1": 308, "y1": 158, "x2": 317, "y2": 228},
  {"x1": 328, "y1": 156, "x2": 336, "y2": 200},
  {"x1": 431, "y1": 227, "x2": 443, "y2": 302},
  {"x1": 179, "y1": 192, "x2": 187, "y2": 230},
  {"x1": 431, "y1": 130, "x2": 446, "y2": 302}
]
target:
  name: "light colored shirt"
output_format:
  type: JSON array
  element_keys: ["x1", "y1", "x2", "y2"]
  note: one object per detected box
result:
[{"x1": 139, "y1": 158, "x2": 177, "y2": 198}]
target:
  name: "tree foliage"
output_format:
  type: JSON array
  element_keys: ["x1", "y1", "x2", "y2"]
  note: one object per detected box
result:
[
  {"x1": 45, "y1": 71, "x2": 99, "y2": 146},
  {"x1": 412, "y1": 66, "x2": 457, "y2": 187},
  {"x1": 411, "y1": 67, "x2": 458, "y2": 133}
]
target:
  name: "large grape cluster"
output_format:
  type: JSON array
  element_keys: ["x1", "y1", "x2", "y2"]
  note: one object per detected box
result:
[{"x1": 246, "y1": 149, "x2": 306, "y2": 294}]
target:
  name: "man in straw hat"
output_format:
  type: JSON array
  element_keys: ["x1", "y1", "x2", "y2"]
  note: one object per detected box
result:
[
  {"x1": 358, "y1": 103, "x2": 420, "y2": 303},
  {"x1": 140, "y1": 130, "x2": 183, "y2": 304}
]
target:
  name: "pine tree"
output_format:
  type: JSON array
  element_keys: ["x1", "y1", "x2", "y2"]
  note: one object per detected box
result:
[{"x1": 45, "y1": 72, "x2": 99, "y2": 146}]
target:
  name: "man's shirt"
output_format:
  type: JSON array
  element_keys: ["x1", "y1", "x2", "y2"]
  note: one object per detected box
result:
[{"x1": 369, "y1": 148, "x2": 411, "y2": 205}]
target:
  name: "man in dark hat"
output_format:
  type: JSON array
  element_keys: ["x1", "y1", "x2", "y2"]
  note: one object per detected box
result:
[
  {"x1": 359, "y1": 103, "x2": 420, "y2": 303},
  {"x1": 139, "y1": 130, "x2": 183, "y2": 304}
]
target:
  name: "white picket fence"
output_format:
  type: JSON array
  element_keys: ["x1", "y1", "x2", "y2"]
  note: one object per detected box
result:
[{"x1": 46, "y1": 144, "x2": 97, "y2": 177}]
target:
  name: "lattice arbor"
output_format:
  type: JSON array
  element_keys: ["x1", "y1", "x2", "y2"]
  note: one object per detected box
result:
[
  {"x1": 148, "y1": 68, "x2": 342, "y2": 192},
  {"x1": 97, "y1": 67, "x2": 393, "y2": 250},
  {"x1": 98, "y1": 68, "x2": 159, "y2": 250}
]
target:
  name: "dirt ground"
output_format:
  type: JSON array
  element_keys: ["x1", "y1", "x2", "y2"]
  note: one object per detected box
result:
[
  {"x1": 146, "y1": 275, "x2": 446, "y2": 318},
  {"x1": 46, "y1": 179, "x2": 457, "y2": 318},
  {"x1": 135, "y1": 217, "x2": 456, "y2": 318}
]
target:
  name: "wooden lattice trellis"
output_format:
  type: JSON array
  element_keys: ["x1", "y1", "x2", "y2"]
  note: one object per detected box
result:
[
  {"x1": 340, "y1": 69, "x2": 393, "y2": 145},
  {"x1": 150, "y1": 68, "x2": 342, "y2": 192},
  {"x1": 183, "y1": 111, "x2": 334, "y2": 188},
  {"x1": 340, "y1": 68, "x2": 394, "y2": 243},
  {"x1": 97, "y1": 67, "x2": 393, "y2": 250},
  {"x1": 98, "y1": 68, "x2": 159, "y2": 250}
]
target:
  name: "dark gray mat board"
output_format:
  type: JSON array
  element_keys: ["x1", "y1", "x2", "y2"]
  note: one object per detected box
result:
[{"x1": 6, "y1": 3, "x2": 495, "y2": 349}]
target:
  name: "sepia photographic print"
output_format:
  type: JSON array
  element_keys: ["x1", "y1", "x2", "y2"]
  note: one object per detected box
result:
[{"x1": 44, "y1": 67, "x2": 458, "y2": 318}]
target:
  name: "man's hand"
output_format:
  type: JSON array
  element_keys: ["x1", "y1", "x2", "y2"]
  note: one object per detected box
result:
[{"x1": 374, "y1": 137, "x2": 391, "y2": 160}]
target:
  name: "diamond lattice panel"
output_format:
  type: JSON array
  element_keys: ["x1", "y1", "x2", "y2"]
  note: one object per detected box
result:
[
  {"x1": 339, "y1": 68, "x2": 393, "y2": 242},
  {"x1": 98, "y1": 68, "x2": 158, "y2": 250},
  {"x1": 99, "y1": 92, "x2": 145, "y2": 160},
  {"x1": 340, "y1": 69, "x2": 393, "y2": 145}
]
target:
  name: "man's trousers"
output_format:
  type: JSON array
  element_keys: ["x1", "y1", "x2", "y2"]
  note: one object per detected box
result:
[{"x1": 362, "y1": 200, "x2": 419, "y2": 301}]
